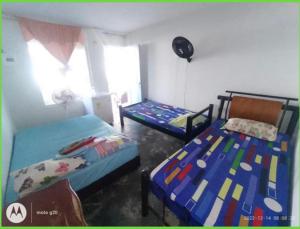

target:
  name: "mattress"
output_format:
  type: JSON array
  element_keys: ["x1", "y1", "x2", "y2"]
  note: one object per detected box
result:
[
  {"x1": 5, "y1": 115, "x2": 138, "y2": 204},
  {"x1": 123, "y1": 100, "x2": 208, "y2": 136},
  {"x1": 150, "y1": 120, "x2": 292, "y2": 226}
]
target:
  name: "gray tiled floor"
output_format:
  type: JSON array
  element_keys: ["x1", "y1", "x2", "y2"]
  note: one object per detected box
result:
[{"x1": 81, "y1": 119, "x2": 183, "y2": 226}]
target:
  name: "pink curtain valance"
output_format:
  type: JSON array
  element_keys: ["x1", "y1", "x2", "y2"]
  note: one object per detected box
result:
[{"x1": 18, "y1": 17, "x2": 84, "y2": 65}]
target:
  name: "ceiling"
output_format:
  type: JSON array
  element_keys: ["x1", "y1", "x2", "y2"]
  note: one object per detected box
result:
[{"x1": 2, "y1": 3, "x2": 211, "y2": 34}]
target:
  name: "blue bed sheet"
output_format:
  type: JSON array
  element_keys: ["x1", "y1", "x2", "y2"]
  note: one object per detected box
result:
[
  {"x1": 150, "y1": 120, "x2": 292, "y2": 226},
  {"x1": 5, "y1": 115, "x2": 138, "y2": 205},
  {"x1": 123, "y1": 100, "x2": 208, "y2": 136}
]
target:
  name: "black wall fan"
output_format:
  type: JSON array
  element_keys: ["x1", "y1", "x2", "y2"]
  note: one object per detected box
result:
[{"x1": 172, "y1": 36, "x2": 194, "y2": 63}]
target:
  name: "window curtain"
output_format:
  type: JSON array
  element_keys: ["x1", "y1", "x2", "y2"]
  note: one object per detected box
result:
[
  {"x1": 82, "y1": 28, "x2": 125, "y2": 92},
  {"x1": 18, "y1": 17, "x2": 83, "y2": 66},
  {"x1": 82, "y1": 28, "x2": 126, "y2": 115}
]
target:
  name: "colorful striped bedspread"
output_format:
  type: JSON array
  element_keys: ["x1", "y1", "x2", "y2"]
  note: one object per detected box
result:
[
  {"x1": 150, "y1": 120, "x2": 292, "y2": 226},
  {"x1": 123, "y1": 100, "x2": 208, "y2": 135}
]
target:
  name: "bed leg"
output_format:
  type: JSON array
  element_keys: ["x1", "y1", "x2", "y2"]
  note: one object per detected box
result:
[
  {"x1": 119, "y1": 105, "x2": 124, "y2": 127},
  {"x1": 141, "y1": 169, "x2": 150, "y2": 217},
  {"x1": 185, "y1": 116, "x2": 193, "y2": 144},
  {"x1": 162, "y1": 200, "x2": 166, "y2": 223},
  {"x1": 184, "y1": 139, "x2": 189, "y2": 145},
  {"x1": 208, "y1": 104, "x2": 214, "y2": 125}
]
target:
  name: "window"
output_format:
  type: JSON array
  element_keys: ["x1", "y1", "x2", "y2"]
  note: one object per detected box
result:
[{"x1": 27, "y1": 40, "x2": 93, "y2": 105}]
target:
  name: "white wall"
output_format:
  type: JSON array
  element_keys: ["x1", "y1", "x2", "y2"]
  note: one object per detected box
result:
[
  {"x1": 2, "y1": 18, "x2": 86, "y2": 130},
  {"x1": 1, "y1": 97, "x2": 15, "y2": 197},
  {"x1": 127, "y1": 3, "x2": 299, "y2": 115}
]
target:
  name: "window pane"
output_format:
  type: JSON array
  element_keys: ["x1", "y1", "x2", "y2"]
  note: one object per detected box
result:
[{"x1": 27, "y1": 40, "x2": 92, "y2": 105}]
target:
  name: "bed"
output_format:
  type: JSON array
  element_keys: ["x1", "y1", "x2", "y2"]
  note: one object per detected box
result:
[
  {"x1": 5, "y1": 115, "x2": 139, "y2": 205},
  {"x1": 119, "y1": 99, "x2": 213, "y2": 143},
  {"x1": 141, "y1": 91, "x2": 298, "y2": 226}
]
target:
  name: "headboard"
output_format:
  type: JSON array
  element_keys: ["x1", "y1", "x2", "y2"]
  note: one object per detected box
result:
[{"x1": 217, "y1": 90, "x2": 299, "y2": 136}]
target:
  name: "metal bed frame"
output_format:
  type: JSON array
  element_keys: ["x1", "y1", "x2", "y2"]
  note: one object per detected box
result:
[
  {"x1": 119, "y1": 99, "x2": 214, "y2": 143},
  {"x1": 141, "y1": 90, "x2": 299, "y2": 226},
  {"x1": 217, "y1": 90, "x2": 298, "y2": 136}
]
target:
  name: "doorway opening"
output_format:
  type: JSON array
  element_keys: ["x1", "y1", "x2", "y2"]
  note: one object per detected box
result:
[{"x1": 104, "y1": 45, "x2": 142, "y2": 124}]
